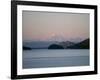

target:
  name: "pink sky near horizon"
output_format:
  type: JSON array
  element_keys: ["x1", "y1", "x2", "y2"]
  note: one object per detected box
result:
[{"x1": 22, "y1": 11, "x2": 89, "y2": 42}]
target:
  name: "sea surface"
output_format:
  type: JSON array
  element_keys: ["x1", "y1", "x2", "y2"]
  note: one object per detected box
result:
[{"x1": 23, "y1": 49, "x2": 89, "y2": 69}]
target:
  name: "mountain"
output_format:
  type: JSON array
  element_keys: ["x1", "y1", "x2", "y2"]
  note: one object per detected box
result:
[
  {"x1": 58, "y1": 41, "x2": 75, "y2": 48},
  {"x1": 23, "y1": 41, "x2": 58, "y2": 49},
  {"x1": 48, "y1": 41, "x2": 75, "y2": 49},
  {"x1": 67, "y1": 39, "x2": 89, "y2": 49},
  {"x1": 23, "y1": 39, "x2": 89, "y2": 49},
  {"x1": 23, "y1": 41, "x2": 74, "y2": 49},
  {"x1": 48, "y1": 44, "x2": 64, "y2": 49}
]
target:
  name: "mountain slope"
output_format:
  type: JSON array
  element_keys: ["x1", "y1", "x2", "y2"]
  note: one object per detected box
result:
[
  {"x1": 59, "y1": 41, "x2": 75, "y2": 48},
  {"x1": 67, "y1": 39, "x2": 89, "y2": 49},
  {"x1": 23, "y1": 41, "x2": 57, "y2": 49},
  {"x1": 48, "y1": 44, "x2": 64, "y2": 49}
]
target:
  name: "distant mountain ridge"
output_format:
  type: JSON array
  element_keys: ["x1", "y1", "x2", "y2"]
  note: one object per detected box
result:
[
  {"x1": 48, "y1": 44, "x2": 64, "y2": 49},
  {"x1": 58, "y1": 41, "x2": 75, "y2": 48},
  {"x1": 67, "y1": 39, "x2": 89, "y2": 49},
  {"x1": 23, "y1": 41, "x2": 57, "y2": 49},
  {"x1": 23, "y1": 39, "x2": 89, "y2": 50},
  {"x1": 48, "y1": 39, "x2": 89, "y2": 49}
]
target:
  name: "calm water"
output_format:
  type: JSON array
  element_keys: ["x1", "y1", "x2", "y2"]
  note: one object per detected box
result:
[{"x1": 23, "y1": 49, "x2": 89, "y2": 69}]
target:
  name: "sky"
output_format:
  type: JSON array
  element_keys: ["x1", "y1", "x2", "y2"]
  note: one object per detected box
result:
[{"x1": 22, "y1": 11, "x2": 89, "y2": 42}]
